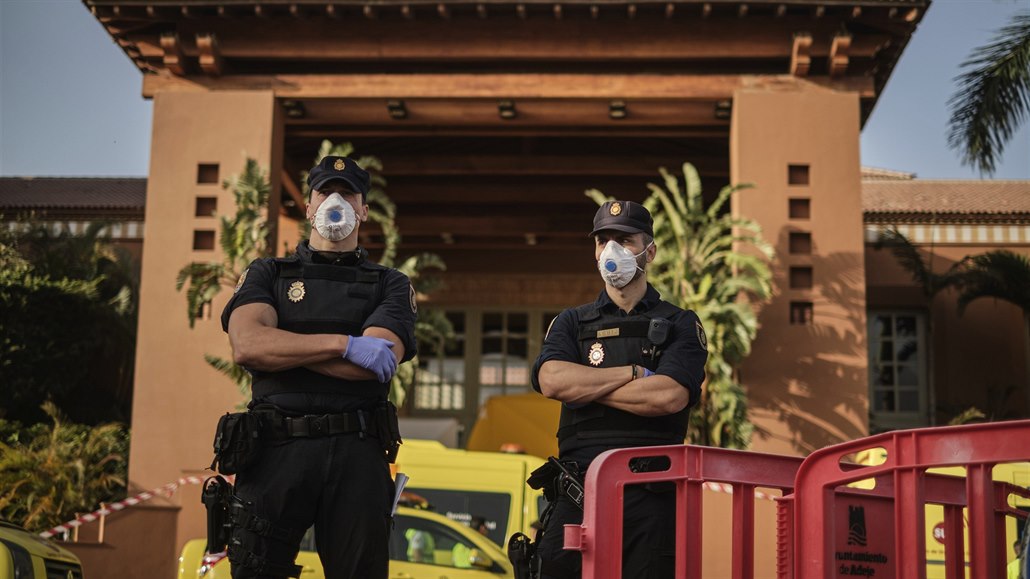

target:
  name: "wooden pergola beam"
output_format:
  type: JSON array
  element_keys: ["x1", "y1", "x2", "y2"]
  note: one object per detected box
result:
[
  {"x1": 196, "y1": 32, "x2": 223, "y2": 76},
  {"x1": 124, "y1": 17, "x2": 892, "y2": 63},
  {"x1": 829, "y1": 32, "x2": 851, "y2": 78},
  {"x1": 143, "y1": 72, "x2": 874, "y2": 99},
  {"x1": 790, "y1": 32, "x2": 812, "y2": 77},
  {"x1": 159, "y1": 32, "x2": 186, "y2": 76},
  {"x1": 280, "y1": 169, "x2": 307, "y2": 211}
]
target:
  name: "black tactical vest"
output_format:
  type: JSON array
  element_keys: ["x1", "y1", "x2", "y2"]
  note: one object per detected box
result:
[
  {"x1": 557, "y1": 300, "x2": 689, "y2": 454},
  {"x1": 250, "y1": 256, "x2": 386, "y2": 402}
]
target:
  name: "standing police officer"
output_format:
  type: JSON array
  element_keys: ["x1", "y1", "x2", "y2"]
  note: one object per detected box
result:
[
  {"x1": 221, "y1": 156, "x2": 417, "y2": 579},
  {"x1": 531, "y1": 200, "x2": 707, "y2": 579}
]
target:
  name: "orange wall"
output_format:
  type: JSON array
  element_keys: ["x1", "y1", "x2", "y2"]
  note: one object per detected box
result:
[
  {"x1": 731, "y1": 82, "x2": 869, "y2": 456},
  {"x1": 62, "y1": 506, "x2": 179, "y2": 579},
  {"x1": 865, "y1": 240, "x2": 1030, "y2": 424},
  {"x1": 130, "y1": 90, "x2": 282, "y2": 562}
]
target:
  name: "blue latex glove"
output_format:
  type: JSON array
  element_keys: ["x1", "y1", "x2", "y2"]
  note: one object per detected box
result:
[
  {"x1": 643, "y1": 368, "x2": 655, "y2": 378},
  {"x1": 343, "y1": 336, "x2": 397, "y2": 383}
]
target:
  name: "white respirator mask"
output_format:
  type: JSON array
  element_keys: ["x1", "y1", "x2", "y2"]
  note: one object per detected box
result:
[
  {"x1": 312, "y1": 193, "x2": 357, "y2": 242},
  {"x1": 597, "y1": 240, "x2": 650, "y2": 289}
]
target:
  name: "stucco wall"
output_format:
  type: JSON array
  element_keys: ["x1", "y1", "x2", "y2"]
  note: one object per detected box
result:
[{"x1": 731, "y1": 81, "x2": 869, "y2": 456}]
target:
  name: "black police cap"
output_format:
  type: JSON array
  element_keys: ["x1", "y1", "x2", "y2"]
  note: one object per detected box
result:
[
  {"x1": 307, "y1": 156, "x2": 371, "y2": 200},
  {"x1": 589, "y1": 201, "x2": 654, "y2": 238}
]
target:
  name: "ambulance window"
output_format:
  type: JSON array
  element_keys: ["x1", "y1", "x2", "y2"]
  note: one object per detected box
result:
[{"x1": 406, "y1": 488, "x2": 511, "y2": 547}]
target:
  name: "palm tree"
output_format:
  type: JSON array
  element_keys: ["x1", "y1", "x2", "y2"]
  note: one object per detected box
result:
[
  {"x1": 588, "y1": 162, "x2": 773, "y2": 449},
  {"x1": 947, "y1": 12, "x2": 1030, "y2": 175},
  {"x1": 955, "y1": 250, "x2": 1030, "y2": 414},
  {"x1": 874, "y1": 228, "x2": 967, "y2": 425}
]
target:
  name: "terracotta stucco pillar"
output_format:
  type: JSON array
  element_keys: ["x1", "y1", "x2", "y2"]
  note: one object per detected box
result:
[
  {"x1": 130, "y1": 90, "x2": 283, "y2": 567},
  {"x1": 730, "y1": 82, "x2": 869, "y2": 456}
]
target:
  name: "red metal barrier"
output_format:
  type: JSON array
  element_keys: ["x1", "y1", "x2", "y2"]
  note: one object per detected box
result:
[
  {"x1": 562, "y1": 444, "x2": 803, "y2": 579},
  {"x1": 791, "y1": 420, "x2": 1030, "y2": 579}
]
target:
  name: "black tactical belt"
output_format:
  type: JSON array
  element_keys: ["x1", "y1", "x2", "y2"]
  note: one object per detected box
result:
[
  {"x1": 256, "y1": 409, "x2": 373, "y2": 439},
  {"x1": 285, "y1": 411, "x2": 369, "y2": 437}
]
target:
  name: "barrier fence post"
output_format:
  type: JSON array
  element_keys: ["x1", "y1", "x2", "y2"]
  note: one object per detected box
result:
[
  {"x1": 792, "y1": 420, "x2": 1030, "y2": 579},
  {"x1": 941, "y1": 505, "x2": 963, "y2": 579},
  {"x1": 569, "y1": 444, "x2": 802, "y2": 579},
  {"x1": 732, "y1": 483, "x2": 756, "y2": 579}
]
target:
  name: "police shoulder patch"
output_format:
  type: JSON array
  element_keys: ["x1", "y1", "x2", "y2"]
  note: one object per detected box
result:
[
  {"x1": 544, "y1": 315, "x2": 558, "y2": 341},
  {"x1": 234, "y1": 268, "x2": 249, "y2": 294},
  {"x1": 695, "y1": 319, "x2": 708, "y2": 351},
  {"x1": 409, "y1": 283, "x2": 418, "y2": 314}
]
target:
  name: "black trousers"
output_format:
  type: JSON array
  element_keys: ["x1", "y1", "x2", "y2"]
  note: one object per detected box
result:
[
  {"x1": 230, "y1": 433, "x2": 394, "y2": 579},
  {"x1": 537, "y1": 482, "x2": 676, "y2": 579}
]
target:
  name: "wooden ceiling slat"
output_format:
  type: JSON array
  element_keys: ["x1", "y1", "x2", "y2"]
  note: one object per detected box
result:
[{"x1": 289, "y1": 127, "x2": 732, "y2": 138}]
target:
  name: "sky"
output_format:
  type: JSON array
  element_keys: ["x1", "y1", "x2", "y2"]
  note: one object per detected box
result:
[{"x1": 0, "y1": 0, "x2": 1027, "y2": 180}]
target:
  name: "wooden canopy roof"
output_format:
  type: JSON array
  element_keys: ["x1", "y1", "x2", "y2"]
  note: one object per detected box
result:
[
  {"x1": 85, "y1": 0, "x2": 926, "y2": 118},
  {"x1": 83, "y1": 0, "x2": 928, "y2": 259}
]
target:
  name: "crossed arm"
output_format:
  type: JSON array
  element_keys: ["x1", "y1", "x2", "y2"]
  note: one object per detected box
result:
[
  {"x1": 227, "y1": 302, "x2": 404, "y2": 381},
  {"x1": 536, "y1": 360, "x2": 691, "y2": 417}
]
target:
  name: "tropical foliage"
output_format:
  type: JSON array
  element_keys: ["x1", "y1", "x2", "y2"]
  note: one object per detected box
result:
[
  {"x1": 955, "y1": 250, "x2": 1030, "y2": 415},
  {"x1": 947, "y1": 12, "x2": 1030, "y2": 175},
  {"x1": 880, "y1": 234, "x2": 1030, "y2": 421},
  {"x1": 874, "y1": 228, "x2": 967, "y2": 425},
  {"x1": 176, "y1": 158, "x2": 271, "y2": 328},
  {"x1": 0, "y1": 221, "x2": 138, "y2": 425},
  {"x1": 588, "y1": 162, "x2": 773, "y2": 448},
  {"x1": 0, "y1": 403, "x2": 128, "y2": 533}
]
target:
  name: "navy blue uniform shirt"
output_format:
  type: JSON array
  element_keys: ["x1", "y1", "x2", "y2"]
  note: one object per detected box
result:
[
  {"x1": 221, "y1": 241, "x2": 417, "y2": 361},
  {"x1": 531, "y1": 284, "x2": 705, "y2": 410}
]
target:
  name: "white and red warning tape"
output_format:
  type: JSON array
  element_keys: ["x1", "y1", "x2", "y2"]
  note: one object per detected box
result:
[
  {"x1": 39, "y1": 475, "x2": 209, "y2": 539},
  {"x1": 37, "y1": 475, "x2": 774, "y2": 539}
]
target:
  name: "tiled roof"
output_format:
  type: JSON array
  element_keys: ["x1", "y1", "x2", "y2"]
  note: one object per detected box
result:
[
  {"x1": 860, "y1": 166, "x2": 915, "y2": 181},
  {"x1": 862, "y1": 180, "x2": 1030, "y2": 215},
  {"x1": 0, "y1": 177, "x2": 146, "y2": 210}
]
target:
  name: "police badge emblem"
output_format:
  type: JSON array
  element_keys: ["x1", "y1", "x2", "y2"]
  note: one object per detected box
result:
[
  {"x1": 696, "y1": 320, "x2": 708, "y2": 351},
  {"x1": 588, "y1": 342, "x2": 605, "y2": 366},
  {"x1": 287, "y1": 281, "x2": 306, "y2": 303},
  {"x1": 609, "y1": 202, "x2": 622, "y2": 216},
  {"x1": 233, "y1": 269, "x2": 249, "y2": 294},
  {"x1": 333, "y1": 158, "x2": 346, "y2": 171}
]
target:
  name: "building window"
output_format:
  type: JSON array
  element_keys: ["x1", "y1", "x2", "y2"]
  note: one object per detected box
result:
[
  {"x1": 195, "y1": 197, "x2": 217, "y2": 217},
  {"x1": 479, "y1": 312, "x2": 530, "y2": 402},
  {"x1": 790, "y1": 301, "x2": 813, "y2": 325},
  {"x1": 790, "y1": 266, "x2": 813, "y2": 289},
  {"x1": 789, "y1": 198, "x2": 811, "y2": 220},
  {"x1": 193, "y1": 230, "x2": 215, "y2": 250},
  {"x1": 414, "y1": 311, "x2": 466, "y2": 411},
  {"x1": 868, "y1": 311, "x2": 927, "y2": 430},
  {"x1": 197, "y1": 163, "x2": 220, "y2": 184},
  {"x1": 788, "y1": 164, "x2": 810, "y2": 185},
  {"x1": 789, "y1": 232, "x2": 812, "y2": 255}
]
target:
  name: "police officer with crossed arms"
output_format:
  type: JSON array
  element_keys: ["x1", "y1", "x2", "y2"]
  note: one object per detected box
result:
[
  {"x1": 532, "y1": 201, "x2": 707, "y2": 578},
  {"x1": 221, "y1": 156, "x2": 417, "y2": 579}
]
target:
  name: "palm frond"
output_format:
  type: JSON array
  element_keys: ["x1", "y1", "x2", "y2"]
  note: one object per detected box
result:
[
  {"x1": 947, "y1": 12, "x2": 1030, "y2": 175},
  {"x1": 956, "y1": 250, "x2": 1030, "y2": 313}
]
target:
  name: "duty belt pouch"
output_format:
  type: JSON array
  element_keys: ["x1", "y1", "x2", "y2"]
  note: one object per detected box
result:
[
  {"x1": 211, "y1": 412, "x2": 262, "y2": 475},
  {"x1": 375, "y1": 402, "x2": 402, "y2": 463}
]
